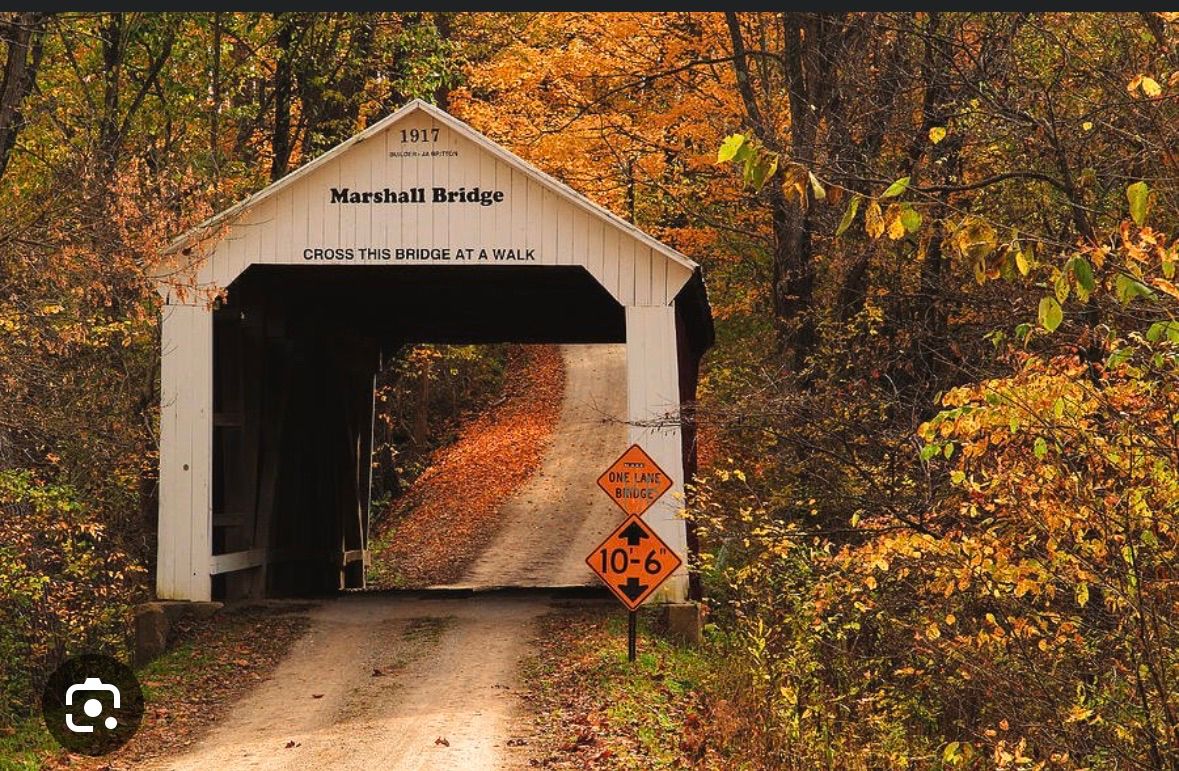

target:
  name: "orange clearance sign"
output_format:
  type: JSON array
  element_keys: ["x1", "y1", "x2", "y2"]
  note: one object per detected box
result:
[
  {"x1": 597, "y1": 444, "x2": 673, "y2": 516},
  {"x1": 586, "y1": 515, "x2": 682, "y2": 611}
]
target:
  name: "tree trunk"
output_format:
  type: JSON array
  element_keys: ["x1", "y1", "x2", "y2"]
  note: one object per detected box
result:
[
  {"x1": 271, "y1": 14, "x2": 298, "y2": 182},
  {"x1": 0, "y1": 12, "x2": 47, "y2": 181}
]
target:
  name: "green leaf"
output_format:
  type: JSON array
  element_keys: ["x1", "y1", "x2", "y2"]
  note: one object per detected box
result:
[
  {"x1": 1033, "y1": 436, "x2": 1048, "y2": 460},
  {"x1": 920, "y1": 443, "x2": 940, "y2": 461},
  {"x1": 749, "y1": 154, "x2": 778, "y2": 191},
  {"x1": 1038, "y1": 296, "x2": 1063, "y2": 332},
  {"x1": 899, "y1": 205, "x2": 922, "y2": 234},
  {"x1": 881, "y1": 176, "x2": 910, "y2": 198},
  {"x1": 943, "y1": 442, "x2": 954, "y2": 459},
  {"x1": 1115, "y1": 273, "x2": 1153, "y2": 303},
  {"x1": 1014, "y1": 322, "x2": 1031, "y2": 341},
  {"x1": 1146, "y1": 320, "x2": 1179, "y2": 342},
  {"x1": 1127, "y1": 181, "x2": 1150, "y2": 226},
  {"x1": 717, "y1": 133, "x2": 746, "y2": 163},
  {"x1": 1106, "y1": 347, "x2": 1133, "y2": 368},
  {"x1": 1072, "y1": 256, "x2": 1095, "y2": 292},
  {"x1": 835, "y1": 194, "x2": 862, "y2": 237}
]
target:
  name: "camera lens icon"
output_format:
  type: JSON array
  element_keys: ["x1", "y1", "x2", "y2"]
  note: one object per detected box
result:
[
  {"x1": 65, "y1": 677, "x2": 122, "y2": 733},
  {"x1": 43, "y1": 654, "x2": 143, "y2": 755}
]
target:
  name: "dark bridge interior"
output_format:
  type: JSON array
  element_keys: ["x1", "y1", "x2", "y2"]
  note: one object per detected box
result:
[{"x1": 210, "y1": 265, "x2": 627, "y2": 599}]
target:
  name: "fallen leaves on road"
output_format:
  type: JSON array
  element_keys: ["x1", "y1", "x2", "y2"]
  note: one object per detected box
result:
[{"x1": 370, "y1": 346, "x2": 565, "y2": 587}]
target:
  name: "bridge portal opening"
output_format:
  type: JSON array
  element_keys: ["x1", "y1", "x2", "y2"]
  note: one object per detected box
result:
[{"x1": 208, "y1": 265, "x2": 625, "y2": 598}]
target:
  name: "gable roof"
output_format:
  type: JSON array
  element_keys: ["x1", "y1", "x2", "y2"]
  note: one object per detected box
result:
[{"x1": 165, "y1": 99, "x2": 697, "y2": 276}]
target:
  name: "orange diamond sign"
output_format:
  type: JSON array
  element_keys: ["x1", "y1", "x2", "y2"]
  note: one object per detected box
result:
[
  {"x1": 586, "y1": 515, "x2": 682, "y2": 611},
  {"x1": 597, "y1": 444, "x2": 673, "y2": 516}
]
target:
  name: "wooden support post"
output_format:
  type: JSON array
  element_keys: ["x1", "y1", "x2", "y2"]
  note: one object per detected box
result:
[
  {"x1": 625, "y1": 305, "x2": 688, "y2": 602},
  {"x1": 157, "y1": 301, "x2": 213, "y2": 601},
  {"x1": 250, "y1": 333, "x2": 293, "y2": 598}
]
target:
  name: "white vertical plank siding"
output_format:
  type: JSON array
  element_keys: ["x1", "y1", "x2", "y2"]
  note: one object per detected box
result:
[
  {"x1": 556, "y1": 190, "x2": 572, "y2": 266},
  {"x1": 338, "y1": 142, "x2": 361, "y2": 245},
  {"x1": 635, "y1": 245, "x2": 652, "y2": 306},
  {"x1": 511, "y1": 167, "x2": 527, "y2": 249},
  {"x1": 587, "y1": 218, "x2": 605, "y2": 290},
  {"x1": 617, "y1": 233, "x2": 635, "y2": 306},
  {"x1": 271, "y1": 193, "x2": 290, "y2": 263},
  {"x1": 528, "y1": 179, "x2": 539, "y2": 264},
  {"x1": 157, "y1": 301, "x2": 213, "y2": 601},
  {"x1": 625, "y1": 305, "x2": 688, "y2": 602},
  {"x1": 541, "y1": 188, "x2": 557, "y2": 265}
]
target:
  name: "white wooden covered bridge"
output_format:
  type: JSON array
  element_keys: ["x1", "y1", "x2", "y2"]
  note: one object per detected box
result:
[{"x1": 154, "y1": 99, "x2": 713, "y2": 603}]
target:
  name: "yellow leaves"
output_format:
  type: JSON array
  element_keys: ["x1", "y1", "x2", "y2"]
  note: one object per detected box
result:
[
  {"x1": 40, "y1": 304, "x2": 64, "y2": 315},
  {"x1": 1065, "y1": 705, "x2": 1094, "y2": 724},
  {"x1": 873, "y1": 556, "x2": 890, "y2": 572},
  {"x1": 865, "y1": 575, "x2": 877, "y2": 590},
  {"x1": 951, "y1": 217, "x2": 998, "y2": 263},
  {"x1": 1126, "y1": 180, "x2": 1151, "y2": 226},
  {"x1": 1013, "y1": 578, "x2": 1037, "y2": 598},
  {"x1": 1126, "y1": 74, "x2": 1162, "y2": 97},
  {"x1": 716, "y1": 133, "x2": 747, "y2": 163},
  {"x1": 865, "y1": 200, "x2": 885, "y2": 239},
  {"x1": 925, "y1": 622, "x2": 941, "y2": 640},
  {"x1": 808, "y1": 171, "x2": 826, "y2": 201},
  {"x1": 1075, "y1": 581, "x2": 1090, "y2": 608},
  {"x1": 781, "y1": 164, "x2": 810, "y2": 204},
  {"x1": 1149, "y1": 277, "x2": 1179, "y2": 300},
  {"x1": 1015, "y1": 250, "x2": 1030, "y2": 276},
  {"x1": 876, "y1": 202, "x2": 923, "y2": 241},
  {"x1": 929, "y1": 126, "x2": 947, "y2": 144},
  {"x1": 886, "y1": 205, "x2": 907, "y2": 240}
]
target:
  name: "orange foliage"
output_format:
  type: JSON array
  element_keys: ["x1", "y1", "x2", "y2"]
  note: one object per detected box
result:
[{"x1": 370, "y1": 346, "x2": 565, "y2": 587}]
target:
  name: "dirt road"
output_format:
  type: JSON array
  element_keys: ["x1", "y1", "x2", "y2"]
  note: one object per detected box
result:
[
  {"x1": 448, "y1": 344, "x2": 627, "y2": 589},
  {"x1": 145, "y1": 593, "x2": 561, "y2": 770},
  {"x1": 143, "y1": 346, "x2": 627, "y2": 769}
]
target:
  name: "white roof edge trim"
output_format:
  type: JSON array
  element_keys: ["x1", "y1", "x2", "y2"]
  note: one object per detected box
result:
[{"x1": 163, "y1": 99, "x2": 699, "y2": 275}]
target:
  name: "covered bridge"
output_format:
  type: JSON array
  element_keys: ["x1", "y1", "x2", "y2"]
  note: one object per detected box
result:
[{"x1": 153, "y1": 99, "x2": 713, "y2": 603}]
